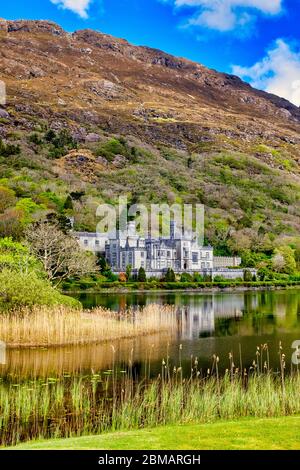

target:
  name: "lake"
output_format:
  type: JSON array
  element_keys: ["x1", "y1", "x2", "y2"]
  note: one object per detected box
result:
[{"x1": 2, "y1": 289, "x2": 300, "y2": 378}]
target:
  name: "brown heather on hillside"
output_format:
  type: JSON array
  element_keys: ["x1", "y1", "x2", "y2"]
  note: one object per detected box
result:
[
  {"x1": 1, "y1": 18, "x2": 300, "y2": 144},
  {"x1": 0, "y1": 19, "x2": 300, "y2": 251}
]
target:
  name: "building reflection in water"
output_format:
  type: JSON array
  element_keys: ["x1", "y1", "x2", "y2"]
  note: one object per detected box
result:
[{"x1": 177, "y1": 294, "x2": 259, "y2": 339}]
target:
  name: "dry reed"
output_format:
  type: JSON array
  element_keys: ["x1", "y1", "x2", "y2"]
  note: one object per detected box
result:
[{"x1": 0, "y1": 304, "x2": 177, "y2": 348}]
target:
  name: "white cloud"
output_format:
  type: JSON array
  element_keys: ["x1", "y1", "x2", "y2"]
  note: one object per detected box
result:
[
  {"x1": 232, "y1": 39, "x2": 300, "y2": 106},
  {"x1": 171, "y1": 0, "x2": 282, "y2": 32},
  {"x1": 51, "y1": 0, "x2": 93, "y2": 18}
]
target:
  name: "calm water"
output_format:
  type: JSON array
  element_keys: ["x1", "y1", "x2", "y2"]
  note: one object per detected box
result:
[{"x1": 2, "y1": 289, "x2": 300, "y2": 378}]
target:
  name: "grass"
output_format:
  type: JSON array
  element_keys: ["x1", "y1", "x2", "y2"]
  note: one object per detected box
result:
[
  {"x1": 11, "y1": 416, "x2": 300, "y2": 450},
  {"x1": 0, "y1": 304, "x2": 176, "y2": 347}
]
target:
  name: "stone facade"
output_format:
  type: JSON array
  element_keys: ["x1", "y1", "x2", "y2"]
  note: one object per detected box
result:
[
  {"x1": 214, "y1": 256, "x2": 241, "y2": 268},
  {"x1": 104, "y1": 221, "x2": 214, "y2": 276},
  {"x1": 75, "y1": 223, "x2": 256, "y2": 279},
  {"x1": 75, "y1": 231, "x2": 108, "y2": 254}
]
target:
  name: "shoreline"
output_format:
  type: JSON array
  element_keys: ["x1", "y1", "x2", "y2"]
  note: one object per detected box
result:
[
  {"x1": 64, "y1": 283, "x2": 300, "y2": 295},
  {"x1": 4, "y1": 329, "x2": 170, "y2": 350}
]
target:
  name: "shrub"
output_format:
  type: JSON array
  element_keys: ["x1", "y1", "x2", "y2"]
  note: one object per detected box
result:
[
  {"x1": 180, "y1": 272, "x2": 193, "y2": 282},
  {"x1": 96, "y1": 138, "x2": 130, "y2": 162},
  {"x1": 0, "y1": 269, "x2": 80, "y2": 310},
  {"x1": 165, "y1": 268, "x2": 176, "y2": 282},
  {"x1": 0, "y1": 139, "x2": 21, "y2": 157},
  {"x1": 243, "y1": 269, "x2": 253, "y2": 282},
  {"x1": 45, "y1": 129, "x2": 77, "y2": 159},
  {"x1": 28, "y1": 133, "x2": 43, "y2": 145},
  {"x1": 213, "y1": 275, "x2": 227, "y2": 282},
  {"x1": 0, "y1": 186, "x2": 16, "y2": 213},
  {"x1": 193, "y1": 272, "x2": 204, "y2": 282}
]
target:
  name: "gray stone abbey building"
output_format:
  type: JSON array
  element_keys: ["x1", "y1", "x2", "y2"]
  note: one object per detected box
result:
[
  {"x1": 104, "y1": 221, "x2": 213, "y2": 276},
  {"x1": 75, "y1": 221, "x2": 255, "y2": 279}
]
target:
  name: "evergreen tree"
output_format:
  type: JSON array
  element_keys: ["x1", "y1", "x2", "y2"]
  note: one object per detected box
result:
[
  {"x1": 126, "y1": 264, "x2": 132, "y2": 281},
  {"x1": 165, "y1": 268, "x2": 176, "y2": 282},
  {"x1": 138, "y1": 266, "x2": 146, "y2": 282},
  {"x1": 63, "y1": 195, "x2": 74, "y2": 211}
]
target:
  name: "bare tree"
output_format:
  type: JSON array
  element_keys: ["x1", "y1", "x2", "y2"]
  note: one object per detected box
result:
[{"x1": 25, "y1": 222, "x2": 97, "y2": 287}]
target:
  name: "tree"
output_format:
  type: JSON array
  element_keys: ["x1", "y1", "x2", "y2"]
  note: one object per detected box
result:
[
  {"x1": 293, "y1": 241, "x2": 300, "y2": 271},
  {"x1": 272, "y1": 246, "x2": 296, "y2": 275},
  {"x1": 0, "y1": 208, "x2": 24, "y2": 240},
  {"x1": 126, "y1": 264, "x2": 132, "y2": 281},
  {"x1": 25, "y1": 221, "x2": 97, "y2": 287},
  {"x1": 0, "y1": 237, "x2": 40, "y2": 274},
  {"x1": 97, "y1": 254, "x2": 110, "y2": 273},
  {"x1": 138, "y1": 266, "x2": 146, "y2": 282},
  {"x1": 119, "y1": 272, "x2": 127, "y2": 282},
  {"x1": 16, "y1": 198, "x2": 46, "y2": 225},
  {"x1": 165, "y1": 268, "x2": 176, "y2": 282},
  {"x1": 63, "y1": 195, "x2": 74, "y2": 211},
  {"x1": 227, "y1": 229, "x2": 253, "y2": 254},
  {"x1": 46, "y1": 212, "x2": 73, "y2": 233}
]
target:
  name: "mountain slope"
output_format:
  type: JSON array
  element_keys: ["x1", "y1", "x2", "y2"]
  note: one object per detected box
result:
[{"x1": 0, "y1": 19, "x2": 299, "y2": 256}]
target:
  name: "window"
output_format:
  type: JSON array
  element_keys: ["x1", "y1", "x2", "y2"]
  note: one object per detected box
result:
[
  {"x1": 84, "y1": 240, "x2": 88, "y2": 246},
  {"x1": 201, "y1": 262, "x2": 205, "y2": 268},
  {"x1": 167, "y1": 251, "x2": 171, "y2": 258},
  {"x1": 192, "y1": 252, "x2": 198, "y2": 263},
  {"x1": 206, "y1": 252, "x2": 210, "y2": 258},
  {"x1": 95, "y1": 240, "x2": 100, "y2": 246},
  {"x1": 141, "y1": 251, "x2": 145, "y2": 258}
]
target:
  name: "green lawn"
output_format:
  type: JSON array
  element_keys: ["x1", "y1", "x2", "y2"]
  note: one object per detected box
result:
[{"x1": 11, "y1": 416, "x2": 300, "y2": 450}]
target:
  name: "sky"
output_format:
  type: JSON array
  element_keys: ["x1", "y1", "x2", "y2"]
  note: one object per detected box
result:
[{"x1": 1, "y1": 0, "x2": 300, "y2": 105}]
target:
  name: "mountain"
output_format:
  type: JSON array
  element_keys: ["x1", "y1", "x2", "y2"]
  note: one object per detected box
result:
[{"x1": 0, "y1": 19, "x2": 300, "y2": 256}]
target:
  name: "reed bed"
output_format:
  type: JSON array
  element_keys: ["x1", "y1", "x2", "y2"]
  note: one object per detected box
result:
[
  {"x1": 0, "y1": 304, "x2": 177, "y2": 348},
  {"x1": 1, "y1": 344, "x2": 300, "y2": 447}
]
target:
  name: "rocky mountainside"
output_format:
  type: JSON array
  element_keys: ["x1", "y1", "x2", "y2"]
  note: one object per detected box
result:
[
  {"x1": 1, "y1": 18, "x2": 300, "y2": 146},
  {"x1": 0, "y1": 19, "x2": 300, "y2": 255}
]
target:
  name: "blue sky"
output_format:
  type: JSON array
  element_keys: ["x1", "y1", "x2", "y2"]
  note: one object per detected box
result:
[{"x1": 1, "y1": 0, "x2": 300, "y2": 105}]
